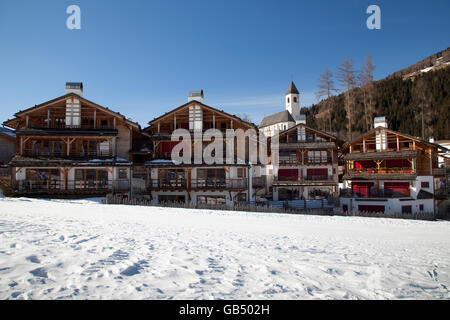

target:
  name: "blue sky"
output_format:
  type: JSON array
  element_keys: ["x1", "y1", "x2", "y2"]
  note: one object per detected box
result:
[{"x1": 0, "y1": 0, "x2": 449, "y2": 127}]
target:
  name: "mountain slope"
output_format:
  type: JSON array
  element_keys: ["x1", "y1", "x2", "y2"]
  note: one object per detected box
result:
[{"x1": 306, "y1": 50, "x2": 450, "y2": 141}]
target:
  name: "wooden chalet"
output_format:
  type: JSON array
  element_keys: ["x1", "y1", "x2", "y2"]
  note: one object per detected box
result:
[
  {"x1": 3, "y1": 82, "x2": 145, "y2": 196},
  {"x1": 339, "y1": 117, "x2": 448, "y2": 215},
  {"x1": 0, "y1": 127, "x2": 16, "y2": 165},
  {"x1": 136, "y1": 90, "x2": 266, "y2": 206},
  {"x1": 268, "y1": 119, "x2": 343, "y2": 201}
]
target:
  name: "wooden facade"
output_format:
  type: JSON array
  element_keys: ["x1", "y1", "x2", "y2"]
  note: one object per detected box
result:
[
  {"x1": 3, "y1": 88, "x2": 142, "y2": 196},
  {"x1": 138, "y1": 100, "x2": 264, "y2": 205},
  {"x1": 339, "y1": 126, "x2": 448, "y2": 215},
  {"x1": 270, "y1": 123, "x2": 343, "y2": 200}
]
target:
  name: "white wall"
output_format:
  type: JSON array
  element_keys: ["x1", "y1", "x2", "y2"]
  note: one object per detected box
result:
[{"x1": 340, "y1": 197, "x2": 434, "y2": 215}]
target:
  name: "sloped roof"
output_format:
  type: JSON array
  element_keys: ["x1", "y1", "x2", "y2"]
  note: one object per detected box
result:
[
  {"x1": 343, "y1": 127, "x2": 450, "y2": 153},
  {"x1": 277, "y1": 122, "x2": 343, "y2": 144},
  {"x1": 417, "y1": 189, "x2": 434, "y2": 199},
  {"x1": 286, "y1": 81, "x2": 299, "y2": 95},
  {"x1": 146, "y1": 100, "x2": 257, "y2": 129},
  {"x1": 0, "y1": 127, "x2": 16, "y2": 140},
  {"x1": 3, "y1": 93, "x2": 141, "y2": 130},
  {"x1": 259, "y1": 110, "x2": 295, "y2": 128}
]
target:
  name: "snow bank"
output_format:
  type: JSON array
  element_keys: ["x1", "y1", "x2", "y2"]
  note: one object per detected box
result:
[{"x1": 0, "y1": 197, "x2": 449, "y2": 300}]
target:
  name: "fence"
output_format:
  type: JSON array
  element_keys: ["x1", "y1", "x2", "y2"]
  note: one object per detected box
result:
[
  {"x1": 105, "y1": 194, "x2": 437, "y2": 221},
  {"x1": 105, "y1": 194, "x2": 336, "y2": 215}
]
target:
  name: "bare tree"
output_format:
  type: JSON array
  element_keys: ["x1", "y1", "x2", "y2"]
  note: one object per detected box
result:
[
  {"x1": 316, "y1": 68, "x2": 338, "y2": 132},
  {"x1": 337, "y1": 56, "x2": 358, "y2": 140},
  {"x1": 359, "y1": 54, "x2": 376, "y2": 131},
  {"x1": 238, "y1": 113, "x2": 253, "y2": 124},
  {"x1": 414, "y1": 77, "x2": 431, "y2": 139}
]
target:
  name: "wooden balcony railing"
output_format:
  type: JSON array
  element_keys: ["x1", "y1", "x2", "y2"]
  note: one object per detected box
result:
[
  {"x1": 145, "y1": 178, "x2": 248, "y2": 190},
  {"x1": 13, "y1": 179, "x2": 129, "y2": 193},
  {"x1": 274, "y1": 175, "x2": 334, "y2": 182},
  {"x1": 339, "y1": 188, "x2": 411, "y2": 198},
  {"x1": 279, "y1": 157, "x2": 333, "y2": 165},
  {"x1": 348, "y1": 167, "x2": 414, "y2": 175},
  {"x1": 22, "y1": 149, "x2": 114, "y2": 159},
  {"x1": 27, "y1": 124, "x2": 116, "y2": 130}
]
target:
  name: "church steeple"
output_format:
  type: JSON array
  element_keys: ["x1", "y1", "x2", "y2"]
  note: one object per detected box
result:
[
  {"x1": 286, "y1": 81, "x2": 300, "y2": 118},
  {"x1": 286, "y1": 81, "x2": 299, "y2": 95}
]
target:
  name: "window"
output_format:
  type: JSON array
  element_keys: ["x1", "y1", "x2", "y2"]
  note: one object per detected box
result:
[
  {"x1": 100, "y1": 120, "x2": 108, "y2": 128},
  {"x1": 75, "y1": 169, "x2": 108, "y2": 189},
  {"x1": 119, "y1": 169, "x2": 128, "y2": 179},
  {"x1": 158, "y1": 195, "x2": 185, "y2": 203},
  {"x1": 419, "y1": 204, "x2": 424, "y2": 211},
  {"x1": 421, "y1": 181, "x2": 430, "y2": 188},
  {"x1": 293, "y1": 97, "x2": 297, "y2": 103},
  {"x1": 237, "y1": 168, "x2": 246, "y2": 178},
  {"x1": 401, "y1": 206, "x2": 412, "y2": 214},
  {"x1": 287, "y1": 98, "x2": 290, "y2": 103},
  {"x1": 197, "y1": 196, "x2": 227, "y2": 205},
  {"x1": 189, "y1": 105, "x2": 203, "y2": 131}
]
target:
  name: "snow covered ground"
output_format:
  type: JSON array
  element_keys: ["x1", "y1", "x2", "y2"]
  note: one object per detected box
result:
[{"x1": 0, "y1": 196, "x2": 449, "y2": 300}]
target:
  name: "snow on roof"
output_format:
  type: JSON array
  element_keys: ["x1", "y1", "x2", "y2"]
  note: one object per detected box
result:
[{"x1": 0, "y1": 127, "x2": 16, "y2": 138}]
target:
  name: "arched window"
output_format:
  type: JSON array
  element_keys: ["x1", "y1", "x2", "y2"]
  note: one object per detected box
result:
[
  {"x1": 294, "y1": 97, "x2": 297, "y2": 103},
  {"x1": 287, "y1": 98, "x2": 290, "y2": 103}
]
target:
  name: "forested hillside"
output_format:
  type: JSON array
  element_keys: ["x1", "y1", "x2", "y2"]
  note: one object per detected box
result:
[{"x1": 304, "y1": 65, "x2": 450, "y2": 141}]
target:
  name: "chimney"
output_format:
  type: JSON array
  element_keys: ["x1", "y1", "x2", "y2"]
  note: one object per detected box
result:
[
  {"x1": 374, "y1": 116, "x2": 387, "y2": 128},
  {"x1": 295, "y1": 114, "x2": 306, "y2": 125},
  {"x1": 188, "y1": 90, "x2": 204, "y2": 103},
  {"x1": 66, "y1": 82, "x2": 83, "y2": 96}
]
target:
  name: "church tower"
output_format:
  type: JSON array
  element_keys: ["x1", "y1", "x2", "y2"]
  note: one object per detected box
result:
[{"x1": 286, "y1": 81, "x2": 300, "y2": 119}]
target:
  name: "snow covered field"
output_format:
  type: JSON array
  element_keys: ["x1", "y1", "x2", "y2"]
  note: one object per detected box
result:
[{"x1": 0, "y1": 196, "x2": 449, "y2": 300}]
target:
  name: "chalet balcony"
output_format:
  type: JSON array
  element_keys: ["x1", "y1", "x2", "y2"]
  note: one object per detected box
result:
[
  {"x1": 339, "y1": 188, "x2": 411, "y2": 199},
  {"x1": 17, "y1": 125, "x2": 118, "y2": 137},
  {"x1": 432, "y1": 167, "x2": 447, "y2": 176},
  {"x1": 279, "y1": 141, "x2": 336, "y2": 150},
  {"x1": 13, "y1": 179, "x2": 130, "y2": 194},
  {"x1": 27, "y1": 124, "x2": 116, "y2": 130},
  {"x1": 279, "y1": 157, "x2": 333, "y2": 166},
  {"x1": 273, "y1": 175, "x2": 335, "y2": 187},
  {"x1": 145, "y1": 178, "x2": 248, "y2": 190},
  {"x1": 347, "y1": 167, "x2": 415, "y2": 175},
  {"x1": 146, "y1": 179, "x2": 187, "y2": 190},
  {"x1": 22, "y1": 149, "x2": 114, "y2": 159},
  {"x1": 275, "y1": 175, "x2": 334, "y2": 182},
  {"x1": 191, "y1": 178, "x2": 247, "y2": 189},
  {"x1": 344, "y1": 150, "x2": 418, "y2": 161}
]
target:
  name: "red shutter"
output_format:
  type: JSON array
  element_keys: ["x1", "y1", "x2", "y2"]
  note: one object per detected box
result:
[
  {"x1": 278, "y1": 169, "x2": 298, "y2": 181},
  {"x1": 384, "y1": 182, "x2": 409, "y2": 196},
  {"x1": 358, "y1": 205, "x2": 385, "y2": 213},
  {"x1": 352, "y1": 182, "x2": 374, "y2": 198}
]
